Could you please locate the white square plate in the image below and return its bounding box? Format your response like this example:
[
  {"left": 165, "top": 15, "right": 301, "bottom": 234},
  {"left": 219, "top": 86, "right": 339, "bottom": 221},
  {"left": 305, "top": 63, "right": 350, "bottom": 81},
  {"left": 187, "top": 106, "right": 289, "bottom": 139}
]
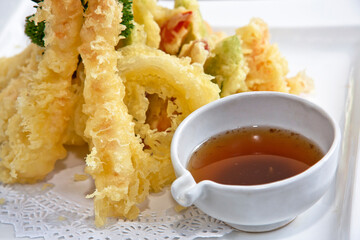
[{"left": 0, "top": 1, "right": 359, "bottom": 239}]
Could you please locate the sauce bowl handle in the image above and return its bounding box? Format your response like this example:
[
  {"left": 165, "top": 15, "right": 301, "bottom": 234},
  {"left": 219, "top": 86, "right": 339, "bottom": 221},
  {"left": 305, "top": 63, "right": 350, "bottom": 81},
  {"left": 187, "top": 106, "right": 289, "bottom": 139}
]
[{"left": 171, "top": 171, "right": 202, "bottom": 207}]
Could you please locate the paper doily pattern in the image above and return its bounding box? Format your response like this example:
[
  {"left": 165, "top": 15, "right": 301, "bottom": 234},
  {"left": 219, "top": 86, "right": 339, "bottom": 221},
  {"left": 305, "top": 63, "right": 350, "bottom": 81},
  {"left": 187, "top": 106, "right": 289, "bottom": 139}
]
[{"left": 0, "top": 182, "right": 233, "bottom": 239}]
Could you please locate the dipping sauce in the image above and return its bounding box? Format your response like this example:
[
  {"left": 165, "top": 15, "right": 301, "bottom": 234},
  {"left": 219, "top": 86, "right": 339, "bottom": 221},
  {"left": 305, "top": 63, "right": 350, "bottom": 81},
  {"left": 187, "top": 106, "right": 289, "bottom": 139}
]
[{"left": 188, "top": 126, "right": 324, "bottom": 185}]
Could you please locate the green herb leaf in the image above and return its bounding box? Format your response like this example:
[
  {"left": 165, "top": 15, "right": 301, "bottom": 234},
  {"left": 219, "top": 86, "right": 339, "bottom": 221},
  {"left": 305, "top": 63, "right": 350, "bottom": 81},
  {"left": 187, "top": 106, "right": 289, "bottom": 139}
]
[
  {"left": 118, "top": 0, "right": 134, "bottom": 38},
  {"left": 24, "top": 14, "right": 45, "bottom": 47}
]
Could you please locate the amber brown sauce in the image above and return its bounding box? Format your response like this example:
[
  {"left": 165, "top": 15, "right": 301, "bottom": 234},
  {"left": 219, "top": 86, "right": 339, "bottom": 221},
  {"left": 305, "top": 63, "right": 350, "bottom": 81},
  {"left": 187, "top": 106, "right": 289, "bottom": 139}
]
[{"left": 188, "top": 126, "right": 324, "bottom": 185}]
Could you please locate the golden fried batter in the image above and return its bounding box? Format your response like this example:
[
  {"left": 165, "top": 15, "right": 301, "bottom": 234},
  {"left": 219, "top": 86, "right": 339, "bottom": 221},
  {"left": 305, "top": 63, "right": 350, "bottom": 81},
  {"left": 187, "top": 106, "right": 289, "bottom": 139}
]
[
  {"left": 62, "top": 62, "right": 87, "bottom": 146},
  {"left": 0, "top": 0, "right": 83, "bottom": 183},
  {"left": 119, "top": 44, "right": 219, "bottom": 191},
  {"left": 236, "top": 18, "right": 312, "bottom": 94},
  {"left": 0, "top": 45, "right": 43, "bottom": 164},
  {"left": 0, "top": 0, "right": 314, "bottom": 227},
  {"left": 79, "top": 0, "right": 152, "bottom": 226},
  {"left": 0, "top": 46, "right": 37, "bottom": 91},
  {"left": 133, "top": 0, "right": 161, "bottom": 48}
]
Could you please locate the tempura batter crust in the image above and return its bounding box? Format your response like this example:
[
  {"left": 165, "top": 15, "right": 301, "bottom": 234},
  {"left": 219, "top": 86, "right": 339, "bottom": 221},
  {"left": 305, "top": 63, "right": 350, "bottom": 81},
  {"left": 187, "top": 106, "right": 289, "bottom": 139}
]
[
  {"left": 0, "top": 0, "right": 83, "bottom": 183},
  {"left": 79, "top": 0, "right": 152, "bottom": 226}
]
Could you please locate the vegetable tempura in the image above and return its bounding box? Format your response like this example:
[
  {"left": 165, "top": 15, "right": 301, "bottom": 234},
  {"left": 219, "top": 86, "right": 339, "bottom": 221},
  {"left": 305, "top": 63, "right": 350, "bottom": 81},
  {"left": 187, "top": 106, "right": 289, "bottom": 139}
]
[{"left": 0, "top": 0, "right": 312, "bottom": 226}]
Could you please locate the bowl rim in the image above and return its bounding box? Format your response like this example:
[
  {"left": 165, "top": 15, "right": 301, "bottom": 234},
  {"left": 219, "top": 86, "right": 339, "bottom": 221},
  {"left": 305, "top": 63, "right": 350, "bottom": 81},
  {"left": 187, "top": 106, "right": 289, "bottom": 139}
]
[{"left": 171, "top": 91, "right": 341, "bottom": 192}]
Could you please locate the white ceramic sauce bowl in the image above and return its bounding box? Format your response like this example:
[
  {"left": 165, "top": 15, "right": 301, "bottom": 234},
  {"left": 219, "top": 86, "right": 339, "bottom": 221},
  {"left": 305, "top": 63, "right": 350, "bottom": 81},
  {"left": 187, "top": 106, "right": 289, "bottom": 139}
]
[{"left": 170, "top": 92, "right": 341, "bottom": 232}]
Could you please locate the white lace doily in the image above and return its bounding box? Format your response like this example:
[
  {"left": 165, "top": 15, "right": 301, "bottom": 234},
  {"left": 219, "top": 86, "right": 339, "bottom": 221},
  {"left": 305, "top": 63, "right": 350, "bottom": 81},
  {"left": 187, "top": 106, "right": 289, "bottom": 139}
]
[{"left": 0, "top": 147, "right": 233, "bottom": 240}]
